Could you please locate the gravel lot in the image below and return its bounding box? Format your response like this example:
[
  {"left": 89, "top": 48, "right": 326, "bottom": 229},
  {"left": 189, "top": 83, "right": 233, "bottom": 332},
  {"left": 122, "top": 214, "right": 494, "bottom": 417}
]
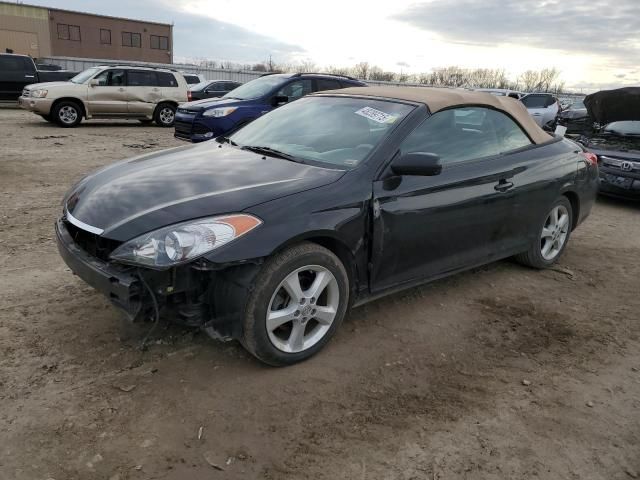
[{"left": 1, "top": 108, "right": 639, "bottom": 480}]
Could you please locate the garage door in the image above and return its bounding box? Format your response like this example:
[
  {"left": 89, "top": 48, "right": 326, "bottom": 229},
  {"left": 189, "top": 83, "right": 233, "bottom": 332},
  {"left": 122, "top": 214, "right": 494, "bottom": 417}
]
[{"left": 0, "top": 29, "right": 39, "bottom": 57}]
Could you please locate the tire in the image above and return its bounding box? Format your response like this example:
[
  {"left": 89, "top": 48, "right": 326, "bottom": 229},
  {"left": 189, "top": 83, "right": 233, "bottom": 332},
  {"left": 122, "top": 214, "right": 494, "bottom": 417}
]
[
  {"left": 154, "top": 103, "right": 176, "bottom": 127},
  {"left": 515, "top": 196, "right": 573, "bottom": 269},
  {"left": 40, "top": 114, "right": 53, "bottom": 123},
  {"left": 52, "top": 101, "right": 82, "bottom": 127},
  {"left": 242, "top": 242, "right": 349, "bottom": 366}
]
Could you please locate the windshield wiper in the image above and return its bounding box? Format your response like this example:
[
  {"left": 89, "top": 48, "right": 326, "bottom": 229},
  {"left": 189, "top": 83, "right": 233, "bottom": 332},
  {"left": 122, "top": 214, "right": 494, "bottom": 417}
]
[{"left": 241, "top": 145, "right": 304, "bottom": 163}]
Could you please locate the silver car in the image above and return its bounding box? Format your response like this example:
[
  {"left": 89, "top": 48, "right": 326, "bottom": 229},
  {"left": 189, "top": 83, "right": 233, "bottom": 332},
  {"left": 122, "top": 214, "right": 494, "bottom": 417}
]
[
  {"left": 521, "top": 93, "right": 560, "bottom": 129},
  {"left": 19, "top": 65, "right": 188, "bottom": 128}
]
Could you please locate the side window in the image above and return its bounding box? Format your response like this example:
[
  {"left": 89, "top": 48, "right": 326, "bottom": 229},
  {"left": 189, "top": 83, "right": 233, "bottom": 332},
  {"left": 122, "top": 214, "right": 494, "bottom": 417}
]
[
  {"left": 93, "top": 69, "right": 126, "bottom": 86},
  {"left": 0, "top": 56, "right": 24, "bottom": 71},
  {"left": 276, "top": 79, "right": 313, "bottom": 100},
  {"left": 127, "top": 70, "right": 158, "bottom": 87},
  {"left": 399, "top": 107, "right": 532, "bottom": 165},
  {"left": 208, "top": 82, "right": 225, "bottom": 92},
  {"left": 316, "top": 79, "right": 341, "bottom": 91},
  {"left": 157, "top": 72, "right": 178, "bottom": 87}
]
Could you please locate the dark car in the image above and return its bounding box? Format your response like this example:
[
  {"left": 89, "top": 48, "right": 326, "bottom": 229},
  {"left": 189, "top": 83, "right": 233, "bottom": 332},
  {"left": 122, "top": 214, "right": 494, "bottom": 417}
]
[
  {"left": 174, "top": 72, "right": 367, "bottom": 142},
  {"left": 0, "top": 53, "right": 75, "bottom": 101},
  {"left": 578, "top": 87, "right": 640, "bottom": 200},
  {"left": 56, "top": 87, "right": 598, "bottom": 366},
  {"left": 187, "top": 80, "right": 242, "bottom": 102},
  {"left": 558, "top": 99, "right": 589, "bottom": 134}
]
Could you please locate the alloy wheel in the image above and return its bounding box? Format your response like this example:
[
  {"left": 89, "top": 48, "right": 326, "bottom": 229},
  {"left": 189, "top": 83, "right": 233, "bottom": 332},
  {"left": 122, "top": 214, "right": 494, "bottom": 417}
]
[
  {"left": 266, "top": 265, "right": 339, "bottom": 353},
  {"left": 159, "top": 107, "right": 175, "bottom": 125},
  {"left": 540, "top": 205, "right": 569, "bottom": 260},
  {"left": 59, "top": 106, "right": 78, "bottom": 124}
]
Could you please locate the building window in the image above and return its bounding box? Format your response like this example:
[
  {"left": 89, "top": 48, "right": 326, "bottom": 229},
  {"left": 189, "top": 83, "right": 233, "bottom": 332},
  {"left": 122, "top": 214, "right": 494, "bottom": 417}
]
[
  {"left": 100, "top": 29, "right": 111, "bottom": 45},
  {"left": 122, "top": 31, "right": 141, "bottom": 48},
  {"left": 150, "top": 35, "right": 169, "bottom": 50},
  {"left": 57, "top": 24, "right": 81, "bottom": 41}
]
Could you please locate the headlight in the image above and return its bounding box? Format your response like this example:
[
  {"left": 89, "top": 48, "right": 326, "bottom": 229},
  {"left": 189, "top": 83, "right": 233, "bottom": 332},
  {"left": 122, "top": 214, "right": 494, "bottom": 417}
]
[
  {"left": 109, "top": 214, "right": 261, "bottom": 268},
  {"left": 31, "top": 89, "right": 48, "bottom": 98},
  {"left": 202, "top": 107, "right": 237, "bottom": 118}
]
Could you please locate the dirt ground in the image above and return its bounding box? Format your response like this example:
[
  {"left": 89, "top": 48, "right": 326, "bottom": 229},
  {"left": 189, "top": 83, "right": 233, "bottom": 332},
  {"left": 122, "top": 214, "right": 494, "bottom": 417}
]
[{"left": 0, "top": 108, "right": 639, "bottom": 480}]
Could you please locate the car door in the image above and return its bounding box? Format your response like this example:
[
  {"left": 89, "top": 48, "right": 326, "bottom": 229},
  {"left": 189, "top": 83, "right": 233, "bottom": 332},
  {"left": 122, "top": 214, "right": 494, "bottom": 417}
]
[
  {"left": 126, "top": 70, "right": 161, "bottom": 116},
  {"left": 370, "top": 106, "right": 534, "bottom": 292},
  {"left": 86, "top": 69, "right": 128, "bottom": 115},
  {"left": 0, "top": 56, "right": 35, "bottom": 100},
  {"left": 204, "top": 81, "right": 227, "bottom": 98}
]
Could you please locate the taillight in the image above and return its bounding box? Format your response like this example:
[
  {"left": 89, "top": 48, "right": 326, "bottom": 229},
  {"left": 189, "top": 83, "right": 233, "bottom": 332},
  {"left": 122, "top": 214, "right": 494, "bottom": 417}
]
[
  {"left": 582, "top": 152, "right": 598, "bottom": 166},
  {"left": 187, "top": 91, "right": 192, "bottom": 101}
]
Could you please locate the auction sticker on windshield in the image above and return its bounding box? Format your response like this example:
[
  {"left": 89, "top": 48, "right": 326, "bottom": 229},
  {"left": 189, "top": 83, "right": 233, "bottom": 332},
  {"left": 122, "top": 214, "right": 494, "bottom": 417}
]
[{"left": 355, "top": 106, "right": 398, "bottom": 124}]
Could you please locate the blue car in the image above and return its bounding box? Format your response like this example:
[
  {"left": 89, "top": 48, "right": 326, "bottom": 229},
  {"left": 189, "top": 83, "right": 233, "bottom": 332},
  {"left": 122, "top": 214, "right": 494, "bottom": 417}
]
[{"left": 174, "top": 73, "right": 367, "bottom": 142}]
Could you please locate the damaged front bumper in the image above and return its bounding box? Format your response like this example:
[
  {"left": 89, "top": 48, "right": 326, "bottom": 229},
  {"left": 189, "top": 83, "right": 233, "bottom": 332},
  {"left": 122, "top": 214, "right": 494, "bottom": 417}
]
[
  {"left": 56, "top": 219, "right": 144, "bottom": 319},
  {"left": 55, "top": 219, "right": 258, "bottom": 338}
]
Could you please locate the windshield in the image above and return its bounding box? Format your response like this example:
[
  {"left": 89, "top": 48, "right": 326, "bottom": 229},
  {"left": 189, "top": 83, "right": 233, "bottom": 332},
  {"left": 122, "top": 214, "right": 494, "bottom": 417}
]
[
  {"left": 190, "top": 81, "right": 211, "bottom": 91},
  {"left": 70, "top": 67, "right": 101, "bottom": 84},
  {"left": 570, "top": 100, "right": 585, "bottom": 109},
  {"left": 222, "top": 74, "right": 288, "bottom": 100},
  {"left": 603, "top": 121, "right": 640, "bottom": 136},
  {"left": 230, "top": 96, "right": 414, "bottom": 168}
]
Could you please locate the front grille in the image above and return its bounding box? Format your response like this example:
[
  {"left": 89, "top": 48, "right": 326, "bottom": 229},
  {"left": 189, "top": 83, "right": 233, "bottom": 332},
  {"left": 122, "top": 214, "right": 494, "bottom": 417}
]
[
  {"left": 174, "top": 119, "right": 193, "bottom": 138},
  {"left": 64, "top": 220, "right": 122, "bottom": 262},
  {"left": 193, "top": 123, "right": 212, "bottom": 135},
  {"left": 600, "top": 156, "right": 640, "bottom": 172}
]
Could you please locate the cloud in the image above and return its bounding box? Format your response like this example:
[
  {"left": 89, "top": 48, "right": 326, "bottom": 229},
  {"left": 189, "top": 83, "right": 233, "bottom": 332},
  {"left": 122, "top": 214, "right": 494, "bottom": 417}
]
[
  {"left": 395, "top": 0, "right": 640, "bottom": 67},
  {"left": 26, "top": 0, "right": 304, "bottom": 63}
]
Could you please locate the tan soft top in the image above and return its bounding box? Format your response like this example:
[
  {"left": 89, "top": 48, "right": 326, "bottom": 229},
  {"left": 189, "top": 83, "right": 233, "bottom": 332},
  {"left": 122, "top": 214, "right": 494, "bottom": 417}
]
[{"left": 320, "top": 86, "right": 552, "bottom": 144}]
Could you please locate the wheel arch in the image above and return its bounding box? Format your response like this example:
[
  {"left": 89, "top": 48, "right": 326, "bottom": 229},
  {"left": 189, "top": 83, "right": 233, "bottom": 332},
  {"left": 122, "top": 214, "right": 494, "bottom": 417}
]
[
  {"left": 561, "top": 190, "right": 580, "bottom": 231},
  {"left": 51, "top": 97, "right": 87, "bottom": 118}
]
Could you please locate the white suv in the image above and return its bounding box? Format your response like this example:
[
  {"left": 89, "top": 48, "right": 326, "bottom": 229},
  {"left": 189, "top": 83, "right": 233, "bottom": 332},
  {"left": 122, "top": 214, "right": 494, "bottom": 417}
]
[{"left": 19, "top": 65, "right": 188, "bottom": 127}]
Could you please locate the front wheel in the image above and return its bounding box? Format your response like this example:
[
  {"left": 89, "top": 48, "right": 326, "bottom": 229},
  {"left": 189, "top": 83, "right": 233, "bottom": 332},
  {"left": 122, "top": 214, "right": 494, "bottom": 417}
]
[
  {"left": 515, "top": 196, "right": 573, "bottom": 268},
  {"left": 242, "top": 243, "right": 349, "bottom": 366},
  {"left": 154, "top": 103, "right": 176, "bottom": 127},
  {"left": 53, "top": 101, "right": 82, "bottom": 127}
]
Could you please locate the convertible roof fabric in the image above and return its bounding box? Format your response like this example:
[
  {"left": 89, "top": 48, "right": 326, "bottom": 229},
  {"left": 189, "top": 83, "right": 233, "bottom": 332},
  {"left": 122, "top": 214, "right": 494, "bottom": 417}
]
[
  {"left": 320, "top": 86, "right": 553, "bottom": 144},
  {"left": 584, "top": 87, "right": 640, "bottom": 125}
]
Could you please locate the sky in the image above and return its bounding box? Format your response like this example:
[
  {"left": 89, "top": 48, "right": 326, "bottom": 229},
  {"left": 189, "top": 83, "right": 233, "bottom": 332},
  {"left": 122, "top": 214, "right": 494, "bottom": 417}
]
[{"left": 24, "top": 0, "right": 640, "bottom": 90}]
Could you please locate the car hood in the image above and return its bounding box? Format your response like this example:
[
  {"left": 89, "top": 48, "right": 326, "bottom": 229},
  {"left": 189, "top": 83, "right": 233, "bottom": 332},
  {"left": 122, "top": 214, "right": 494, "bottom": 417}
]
[
  {"left": 584, "top": 87, "right": 640, "bottom": 124},
  {"left": 560, "top": 108, "right": 588, "bottom": 119},
  {"left": 180, "top": 97, "right": 246, "bottom": 111},
  {"left": 25, "top": 81, "right": 74, "bottom": 90},
  {"left": 65, "top": 143, "right": 345, "bottom": 241}
]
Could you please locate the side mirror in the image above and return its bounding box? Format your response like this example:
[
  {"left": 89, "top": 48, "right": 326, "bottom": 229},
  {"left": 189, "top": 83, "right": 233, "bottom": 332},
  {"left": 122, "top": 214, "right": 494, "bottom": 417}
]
[
  {"left": 391, "top": 152, "right": 442, "bottom": 176},
  {"left": 89, "top": 79, "right": 99, "bottom": 87},
  {"left": 272, "top": 95, "right": 289, "bottom": 107}
]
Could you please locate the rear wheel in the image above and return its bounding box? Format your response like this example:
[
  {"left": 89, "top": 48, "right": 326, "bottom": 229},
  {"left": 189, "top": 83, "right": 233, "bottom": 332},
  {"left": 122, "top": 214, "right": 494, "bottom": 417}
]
[
  {"left": 154, "top": 103, "right": 176, "bottom": 127},
  {"left": 515, "top": 196, "right": 573, "bottom": 268},
  {"left": 53, "top": 101, "right": 82, "bottom": 127},
  {"left": 242, "top": 243, "right": 349, "bottom": 366}
]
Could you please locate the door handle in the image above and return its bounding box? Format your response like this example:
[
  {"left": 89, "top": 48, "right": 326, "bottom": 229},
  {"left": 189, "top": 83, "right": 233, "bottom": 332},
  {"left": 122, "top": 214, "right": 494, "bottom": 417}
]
[
  {"left": 152, "top": 88, "right": 159, "bottom": 92},
  {"left": 494, "top": 180, "right": 514, "bottom": 192},
  {"left": 118, "top": 87, "right": 125, "bottom": 92},
  {"left": 25, "top": 75, "right": 35, "bottom": 78}
]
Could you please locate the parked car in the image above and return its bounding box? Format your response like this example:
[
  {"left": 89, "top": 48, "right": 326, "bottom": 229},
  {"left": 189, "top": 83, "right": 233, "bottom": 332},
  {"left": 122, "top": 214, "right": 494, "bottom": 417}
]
[
  {"left": 56, "top": 86, "right": 598, "bottom": 365},
  {"left": 476, "top": 88, "right": 524, "bottom": 99},
  {"left": 0, "top": 53, "right": 76, "bottom": 101},
  {"left": 188, "top": 80, "right": 243, "bottom": 101},
  {"left": 557, "top": 99, "right": 589, "bottom": 134},
  {"left": 578, "top": 87, "right": 640, "bottom": 200},
  {"left": 36, "top": 63, "right": 63, "bottom": 71},
  {"left": 174, "top": 72, "right": 367, "bottom": 142},
  {"left": 182, "top": 73, "right": 205, "bottom": 85},
  {"left": 520, "top": 93, "right": 560, "bottom": 130},
  {"left": 19, "top": 65, "right": 188, "bottom": 127}
]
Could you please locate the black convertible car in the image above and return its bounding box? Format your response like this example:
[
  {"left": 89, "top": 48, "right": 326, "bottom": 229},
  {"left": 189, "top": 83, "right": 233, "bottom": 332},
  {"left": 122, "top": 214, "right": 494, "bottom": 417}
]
[{"left": 56, "top": 87, "right": 598, "bottom": 365}]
